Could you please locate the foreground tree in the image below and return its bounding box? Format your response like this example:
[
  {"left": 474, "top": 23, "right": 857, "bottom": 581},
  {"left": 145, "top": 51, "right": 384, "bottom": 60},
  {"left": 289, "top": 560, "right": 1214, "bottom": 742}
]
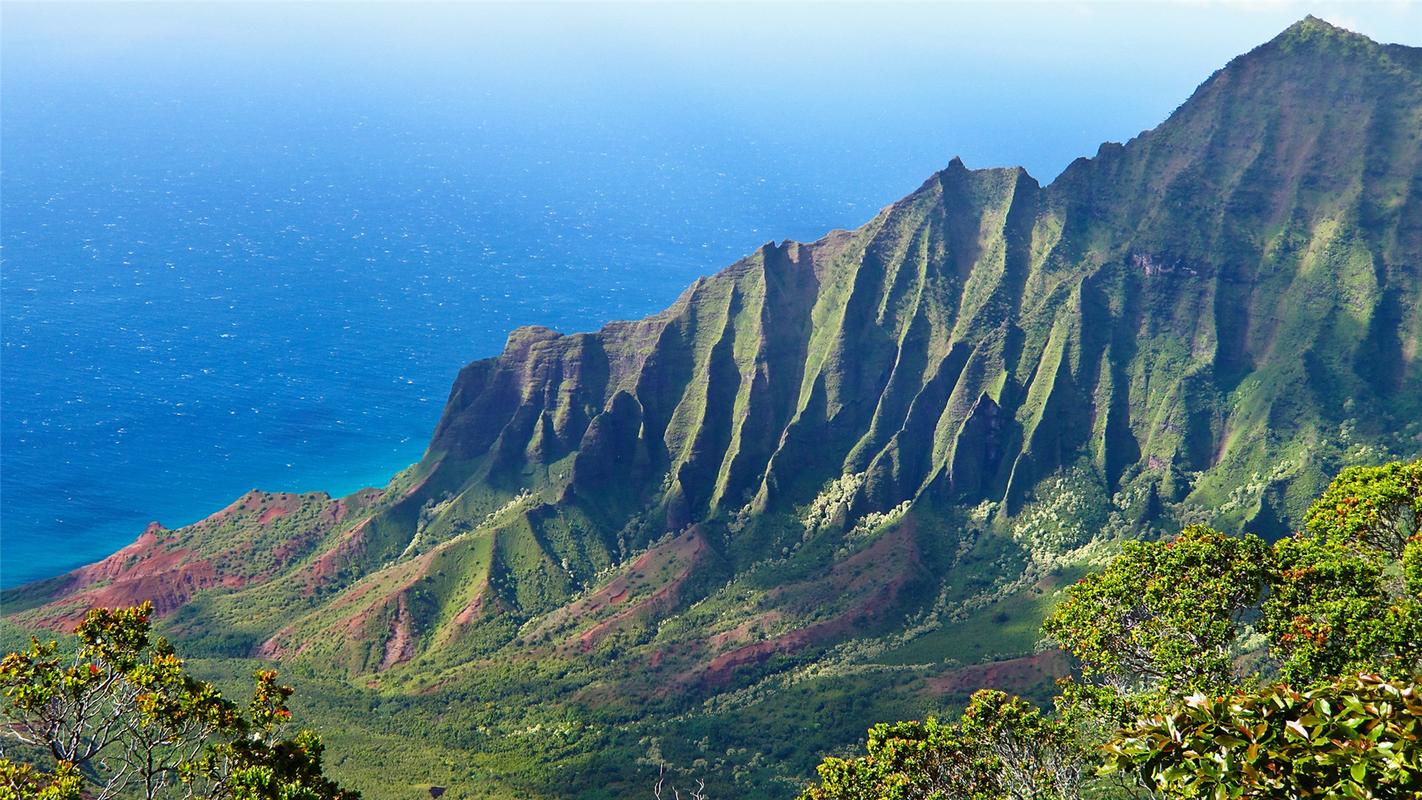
[
  {"left": 1041, "top": 524, "right": 1270, "bottom": 744},
  {"left": 1078, "top": 461, "right": 1422, "bottom": 797},
  {"left": 0, "top": 759, "right": 81, "bottom": 800},
  {"left": 1262, "top": 534, "right": 1422, "bottom": 683},
  {"left": 1262, "top": 461, "right": 1422, "bottom": 683},
  {"left": 0, "top": 603, "right": 357, "bottom": 800},
  {"left": 1304, "top": 460, "right": 1420, "bottom": 559},
  {"left": 799, "top": 689, "right": 1085, "bottom": 800}
]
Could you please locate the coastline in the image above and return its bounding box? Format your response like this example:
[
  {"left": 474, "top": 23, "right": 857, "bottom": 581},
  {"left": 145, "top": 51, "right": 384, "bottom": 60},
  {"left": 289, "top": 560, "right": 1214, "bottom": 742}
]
[{"left": 0, "top": 440, "right": 425, "bottom": 590}]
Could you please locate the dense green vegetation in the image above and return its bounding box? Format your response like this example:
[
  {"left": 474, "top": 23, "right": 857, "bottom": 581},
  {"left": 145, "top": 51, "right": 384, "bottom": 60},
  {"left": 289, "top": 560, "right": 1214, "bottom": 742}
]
[
  {"left": 1104, "top": 673, "right": 1421, "bottom": 799},
  {"left": 3, "top": 16, "right": 1421, "bottom": 799},
  {"left": 801, "top": 460, "right": 1422, "bottom": 799},
  {"left": 8, "top": 464, "right": 1415, "bottom": 799}
]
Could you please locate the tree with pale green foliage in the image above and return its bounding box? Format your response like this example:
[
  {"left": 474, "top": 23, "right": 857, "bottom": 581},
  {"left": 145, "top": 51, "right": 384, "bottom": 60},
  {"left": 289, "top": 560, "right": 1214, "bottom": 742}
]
[
  {"left": 1041, "top": 526, "right": 1268, "bottom": 697},
  {"left": 799, "top": 689, "right": 1085, "bottom": 800},
  {"left": 0, "top": 602, "right": 357, "bottom": 800},
  {"left": 1304, "top": 460, "right": 1420, "bottom": 559}
]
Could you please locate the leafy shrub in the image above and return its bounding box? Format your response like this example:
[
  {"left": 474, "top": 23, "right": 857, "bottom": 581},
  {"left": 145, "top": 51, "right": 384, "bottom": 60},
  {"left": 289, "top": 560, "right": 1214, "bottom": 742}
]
[
  {"left": 1103, "top": 672, "right": 1422, "bottom": 799},
  {"left": 1305, "top": 461, "right": 1420, "bottom": 558},
  {"left": 804, "top": 460, "right": 1422, "bottom": 800}
]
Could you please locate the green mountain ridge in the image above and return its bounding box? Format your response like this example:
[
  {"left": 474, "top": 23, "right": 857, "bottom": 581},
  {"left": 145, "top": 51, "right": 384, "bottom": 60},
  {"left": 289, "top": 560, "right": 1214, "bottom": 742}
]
[{"left": 5, "top": 16, "right": 1422, "bottom": 799}]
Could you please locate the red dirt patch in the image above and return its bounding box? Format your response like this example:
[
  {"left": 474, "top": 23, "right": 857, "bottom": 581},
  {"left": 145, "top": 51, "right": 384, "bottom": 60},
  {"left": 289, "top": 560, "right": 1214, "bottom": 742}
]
[
  {"left": 452, "top": 590, "right": 489, "bottom": 627},
  {"left": 685, "top": 522, "right": 926, "bottom": 689},
  {"left": 572, "top": 530, "right": 709, "bottom": 653},
  {"left": 521, "top": 528, "right": 709, "bottom": 652},
  {"left": 258, "top": 505, "right": 291, "bottom": 524},
  {"left": 302, "top": 519, "right": 372, "bottom": 595},
  {"left": 705, "top": 612, "right": 785, "bottom": 650},
  {"left": 15, "top": 530, "right": 236, "bottom": 630},
  {"left": 299, "top": 472, "right": 435, "bottom": 596},
  {"left": 924, "top": 649, "right": 1071, "bottom": 696},
  {"left": 9, "top": 490, "right": 360, "bottom": 631},
  {"left": 254, "top": 627, "right": 297, "bottom": 660},
  {"left": 379, "top": 595, "right": 419, "bottom": 670}
]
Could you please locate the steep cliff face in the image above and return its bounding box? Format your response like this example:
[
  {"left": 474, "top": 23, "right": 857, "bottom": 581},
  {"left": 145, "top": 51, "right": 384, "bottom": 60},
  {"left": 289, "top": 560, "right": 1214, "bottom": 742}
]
[
  {"left": 429, "top": 162, "right": 1044, "bottom": 520},
  {"left": 5, "top": 19, "right": 1421, "bottom": 795},
  {"left": 409, "top": 17, "right": 1421, "bottom": 558}
]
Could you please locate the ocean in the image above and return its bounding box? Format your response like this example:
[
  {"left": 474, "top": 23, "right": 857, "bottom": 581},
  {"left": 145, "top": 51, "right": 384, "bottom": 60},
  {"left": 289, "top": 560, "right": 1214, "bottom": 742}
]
[
  {"left": 0, "top": 83, "right": 975, "bottom": 586},
  {"left": 3, "top": 2, "right": 1368, "bottom": 588}
]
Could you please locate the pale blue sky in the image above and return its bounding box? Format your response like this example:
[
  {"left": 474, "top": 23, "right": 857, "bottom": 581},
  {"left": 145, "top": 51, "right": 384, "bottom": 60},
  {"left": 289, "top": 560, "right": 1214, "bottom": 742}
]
[{"left": 6, "top": 2, "right": 1421, "bottom": 182}]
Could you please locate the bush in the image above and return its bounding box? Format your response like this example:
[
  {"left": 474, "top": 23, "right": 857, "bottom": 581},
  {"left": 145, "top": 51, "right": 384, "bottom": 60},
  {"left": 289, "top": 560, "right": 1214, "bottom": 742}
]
[{"left": 1103, "top": 672, "right": 1422, "bottom": 799}]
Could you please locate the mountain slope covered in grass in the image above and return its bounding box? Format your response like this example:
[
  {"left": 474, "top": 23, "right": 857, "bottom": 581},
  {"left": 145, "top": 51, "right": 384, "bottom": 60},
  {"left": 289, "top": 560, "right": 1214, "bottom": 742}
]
[{"left": 4, "top": 17, "right": 1421, "bottom": 799}]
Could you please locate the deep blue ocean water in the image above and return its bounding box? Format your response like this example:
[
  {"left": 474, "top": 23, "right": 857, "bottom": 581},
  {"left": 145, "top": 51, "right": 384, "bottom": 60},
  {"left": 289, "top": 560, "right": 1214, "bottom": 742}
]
[
  {"left": 1, "top": 82, "right": 967, "bottom": 587},
  {"left": 6, "top": 3, "right": 1413, "bottom": 588}
]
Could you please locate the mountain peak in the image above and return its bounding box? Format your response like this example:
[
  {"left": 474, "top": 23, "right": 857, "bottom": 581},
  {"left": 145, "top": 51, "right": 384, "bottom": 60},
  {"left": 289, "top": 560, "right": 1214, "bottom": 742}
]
[
  {"left": 1287, "top": 14, "right": 1346, "bottom": 34},
  {"left": 1268, "top": 14, "right": 1375, "bottom": 53}
]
